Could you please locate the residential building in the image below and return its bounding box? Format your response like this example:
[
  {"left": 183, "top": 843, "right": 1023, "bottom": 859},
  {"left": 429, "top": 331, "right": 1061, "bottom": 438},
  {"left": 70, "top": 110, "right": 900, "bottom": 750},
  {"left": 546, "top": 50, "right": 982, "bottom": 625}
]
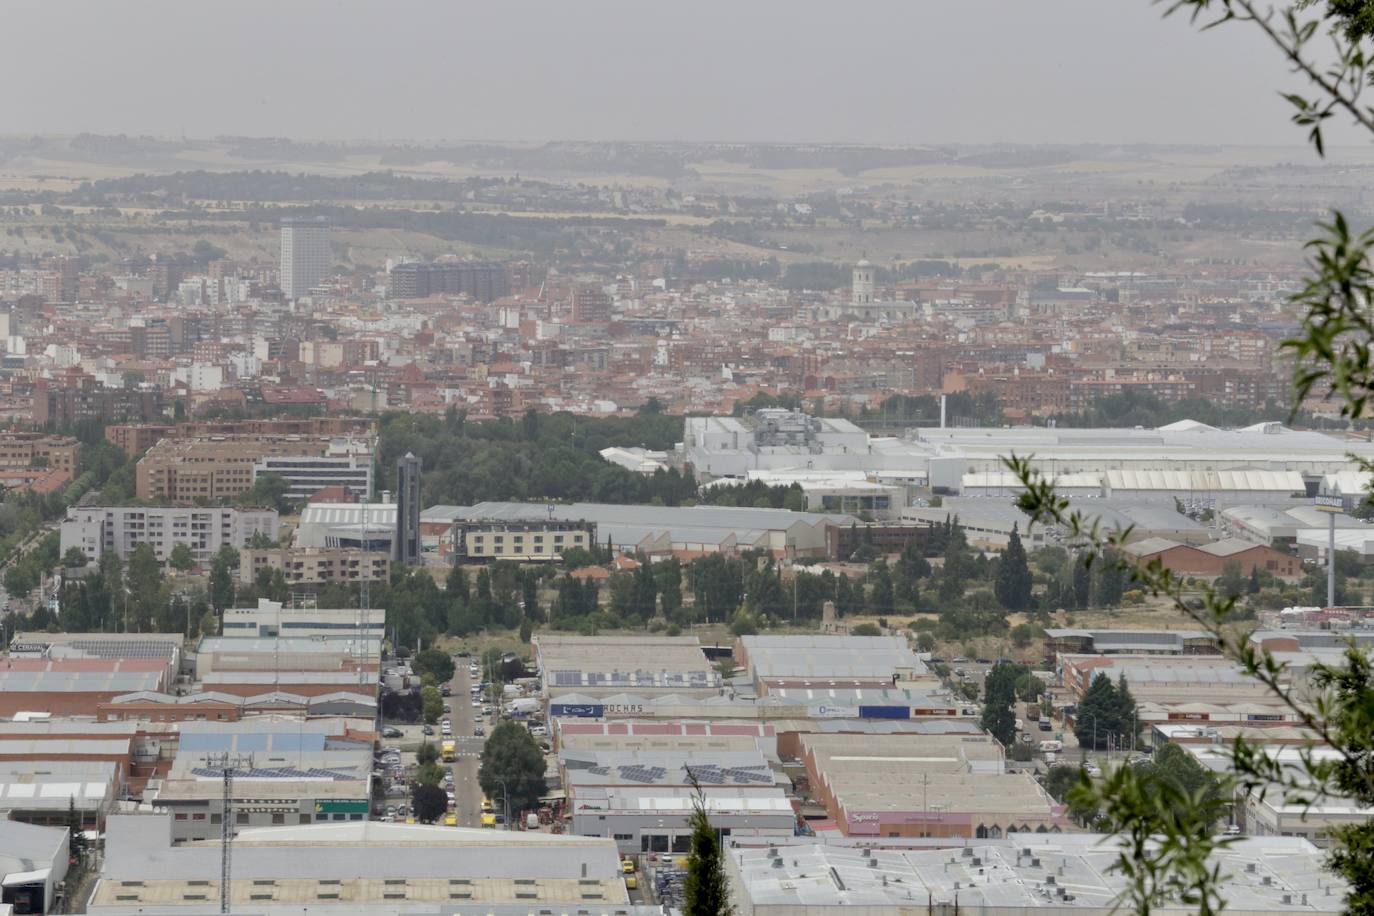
[
  {"left": 448, "top": 518, "right": 598, "bottom": 562},
  {"left": 388, "top": 260, "right": 510, "bottom": 302},
  {"left": 0, "top": 431, "right": 79, "bottom": 474},
  {"left": 239, "top": 547, "right": 389, "bottom": 587},
  {"left": 279, "top": 217, "right": 331, "bottom": 300},
  {"left": 60, "top": 505, "right": 278, "bottom": 567},
  {"left": 136, "top": 435, "right": 373, "bottom": 503}
]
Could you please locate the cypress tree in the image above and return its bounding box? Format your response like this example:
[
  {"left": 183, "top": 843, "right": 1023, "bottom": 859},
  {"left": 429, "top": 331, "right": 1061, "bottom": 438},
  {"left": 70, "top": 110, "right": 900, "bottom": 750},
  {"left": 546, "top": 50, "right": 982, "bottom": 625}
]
[
  {"left": 684, "top": 777, "right": 735, "bottom": 916},
  {"left": 994, "top": 522, "right": 1033, "bottom": 611}
]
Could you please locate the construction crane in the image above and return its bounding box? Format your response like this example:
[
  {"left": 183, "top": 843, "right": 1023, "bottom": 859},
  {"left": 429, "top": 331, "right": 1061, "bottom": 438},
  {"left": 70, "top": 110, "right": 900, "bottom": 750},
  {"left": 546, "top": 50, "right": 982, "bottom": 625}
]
[{"left": 203, "top": 753, "right": 253, "bottom": 914}]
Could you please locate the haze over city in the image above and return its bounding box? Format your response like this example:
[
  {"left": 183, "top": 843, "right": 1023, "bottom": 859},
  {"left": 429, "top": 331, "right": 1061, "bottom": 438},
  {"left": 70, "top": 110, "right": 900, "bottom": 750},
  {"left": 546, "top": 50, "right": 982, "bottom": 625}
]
[
  {"left": 2, "top": 0, "right": 1356, "bottom": 146},
  {"left": 4, "top": 2, "right": 1374, "bottom": 915}
]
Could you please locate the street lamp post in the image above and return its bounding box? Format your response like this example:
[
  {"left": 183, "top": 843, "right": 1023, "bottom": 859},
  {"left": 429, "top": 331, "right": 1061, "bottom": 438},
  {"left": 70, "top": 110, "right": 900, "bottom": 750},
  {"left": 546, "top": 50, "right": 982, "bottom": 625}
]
[
  {"left": 1080, "top": 711, "right": 1098, "bottom": 764},
  {"left": 494, "top": 775, "right": 511, "bottom": 830}
]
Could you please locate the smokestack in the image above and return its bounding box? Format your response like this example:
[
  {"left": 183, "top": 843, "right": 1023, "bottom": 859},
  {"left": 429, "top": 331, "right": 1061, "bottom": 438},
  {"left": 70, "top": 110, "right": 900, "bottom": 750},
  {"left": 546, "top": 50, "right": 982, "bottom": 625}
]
[{"left": 940, "top": 394, "right": 947, "bottom": 429}]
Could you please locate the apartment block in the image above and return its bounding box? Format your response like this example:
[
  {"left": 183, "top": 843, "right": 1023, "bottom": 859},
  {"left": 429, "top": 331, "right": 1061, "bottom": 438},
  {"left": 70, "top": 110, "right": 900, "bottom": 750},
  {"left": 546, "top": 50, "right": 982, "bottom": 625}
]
[
  {"left": 60, "top": 505, "right": 279, "bottom": 567},
  {"left": 450, "top": 518, "right": 597, "bottom": 562},
  {"left": 136, "top": 435, "right": 373, "bottom": 504},
  {"left": 0, "top": 431, "right": 80, "bottom": 474},
  {"left": 239, "top": 547, "right": 389, "bottom": 587}
]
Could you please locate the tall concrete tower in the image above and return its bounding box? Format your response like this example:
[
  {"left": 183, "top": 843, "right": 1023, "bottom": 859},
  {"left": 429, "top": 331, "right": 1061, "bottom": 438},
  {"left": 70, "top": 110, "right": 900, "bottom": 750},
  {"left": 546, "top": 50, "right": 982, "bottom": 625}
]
[
  {"left": 279, "top": 217, "right": 331, "bottom": 300},
  {"left": 393, "top": 452, "right": 422, "bottom": 566},
  {"left": 852, "top": 257, "right": 874, "bottom": 306}
]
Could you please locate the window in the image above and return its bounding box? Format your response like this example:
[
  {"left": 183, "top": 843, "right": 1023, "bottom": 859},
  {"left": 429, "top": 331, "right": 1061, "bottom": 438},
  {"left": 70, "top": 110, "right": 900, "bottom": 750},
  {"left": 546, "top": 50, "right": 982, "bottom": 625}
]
[
  {"left": 613, "top": 833, "right": 633, "bottom": 842},
  {"left": 671, "top": 835, "right": 691, "bottom": 853},
  {"left": 299, "top": 813, "right": 311, "bottom": 824},
  {"left": 192, "top": 813, "right": 206, "bottom": 821},
  {"left": 271, "top": 813, "right": 285, "bottom": 825},
  {"left": 174, "top": 813, "right": 188, "bottom": 821},
  {"left": 211, "top": 814, "right": 221, "bottom": 825},
  {"left": 237, "top": 813, "right": 249, "bottom": 825}
]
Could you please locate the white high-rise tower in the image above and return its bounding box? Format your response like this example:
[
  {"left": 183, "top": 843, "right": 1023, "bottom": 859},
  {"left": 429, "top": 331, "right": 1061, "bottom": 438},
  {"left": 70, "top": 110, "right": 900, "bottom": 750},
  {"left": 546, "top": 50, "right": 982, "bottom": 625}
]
[
  {"left": 279, "top": 218, "right": 331, "bottom": 300},
  {"left": 852, "top": 257, "right": 874, "bottom": 305}
]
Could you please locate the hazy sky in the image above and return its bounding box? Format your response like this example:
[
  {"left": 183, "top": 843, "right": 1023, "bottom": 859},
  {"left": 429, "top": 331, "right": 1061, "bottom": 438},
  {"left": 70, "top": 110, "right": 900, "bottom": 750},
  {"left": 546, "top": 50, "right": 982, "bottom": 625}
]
[{"left": 0, "top": 0, "right": 1350, "bottom": 147}]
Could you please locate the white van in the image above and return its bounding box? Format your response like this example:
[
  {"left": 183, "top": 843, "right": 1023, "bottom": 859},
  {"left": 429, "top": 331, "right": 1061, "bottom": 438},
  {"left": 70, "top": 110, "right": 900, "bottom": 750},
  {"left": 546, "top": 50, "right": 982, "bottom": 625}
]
[{"left": 1038, "top": 740, "right": 1063, "bottom": 753}]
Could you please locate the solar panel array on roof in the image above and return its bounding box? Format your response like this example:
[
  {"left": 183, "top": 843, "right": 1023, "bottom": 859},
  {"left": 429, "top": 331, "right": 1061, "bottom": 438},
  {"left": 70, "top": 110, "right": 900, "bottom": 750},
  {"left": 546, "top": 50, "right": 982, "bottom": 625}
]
[
  {"left": 685, "top": 764, "right": 771, "bottom": 786},
  {"left": 618, "top": 765, "right": 667, "bottom": 784}
]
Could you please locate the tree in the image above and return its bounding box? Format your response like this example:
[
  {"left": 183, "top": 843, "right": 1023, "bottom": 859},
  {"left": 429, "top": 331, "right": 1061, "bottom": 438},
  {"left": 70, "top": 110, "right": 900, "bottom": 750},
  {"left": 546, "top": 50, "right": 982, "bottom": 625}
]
[
  {"left": 411, "top": 783, "right": 447, "bottom": 824},
  {"left": 1071, "top": 553, "right": 1092, "bottom": 609},
  {"left": 168, "top": 543, "right": 195, "bottom": 573},
  {"left": 1015, "top": 672, "right": 1046, "bottom": 703},
  {"left": 1075, "top": 673, "right": 1117, "bottom": 751},
  {"left": 683, "top": 777, "right": 734, "bottom": 916},
  {"left": 915, "top": 631, "right": 937, "bottom": 653},
  {"left": 238, "top": 472, "right": 292, "bottom": 513},
  {"left": 1112, "top": 674, "right": 1138, "bottom": 749},
  {"left": 478, "top": 721, "right": 547, "bottom": 817},
  {"left": 416, "top": 741, "right": 439, "bottom": 766},
  {"left": 62, "top": 547, "right": 88, "bottom": 569},
  {"left": 867, "top": 559, "right": 895, "bottom": 616},
  {"left": 412, "top": 647, "right": 456, "bottom": 685},
  {"left": 208, "top": 546, "right": 237, "bottom": 612},
  {"left": 66, "top": 796, "right": 87, "bottom": 870},
  {"left": 850, "top": 622, "right": 881, "bottom": 636},
  {"left": 994, "top": 522, "right": 1033, "bottom": 611},
  {"left": 421, "top": 685, "right": 443, "bottom": 725},
  {"left": 1094, "top": 549, "right": 1126, "bottom": 607},
  {"left": 1010, "top": 622, "right": 1036, "bottom": 649},
  {"left": 980, "top": 662, "right": 1023, "bottom": 748}
]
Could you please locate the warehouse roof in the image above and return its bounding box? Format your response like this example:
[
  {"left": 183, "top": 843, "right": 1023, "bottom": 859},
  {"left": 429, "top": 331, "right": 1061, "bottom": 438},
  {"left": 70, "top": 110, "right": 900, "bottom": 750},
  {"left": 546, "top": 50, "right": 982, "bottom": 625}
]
[
  {"left": 0, "top": 819, "right": 67, "bottom": 883},
  {"left": 534, "top": 634, "right": 717, "bottom": 687},
  {"left": 741, "top": 635, "right": 927, "bottom": 680},
  {"left": 561, "top": 748, "right": 776, "bottom": 788},
  {"left": 197, "top": 636, "right": 383, "bottom": 656},
  {"left": 92, "top": 815, "right": 641, "bottom": 912},
  {"left": 732, "top": 835, "right": 1345, "bottom": 911},
  {"left": 1105, "top": 468, "right": 1307, "bottom": 492},
  {"left": 0, "top": 760, "right": 117, "bottom": 811},
  {"left": 424, "top": 500, "right": 848, "bottom": 532},
  {"left": 574, "top": 784, "right": 792, "bottom": 815}
]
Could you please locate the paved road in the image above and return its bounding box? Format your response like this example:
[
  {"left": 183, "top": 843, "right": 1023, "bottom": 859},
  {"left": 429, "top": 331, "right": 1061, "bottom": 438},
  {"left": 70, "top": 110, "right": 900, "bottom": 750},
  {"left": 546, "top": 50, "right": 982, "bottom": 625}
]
[{"left": 449, "top": 658, "right": 487, "bottom": 827}]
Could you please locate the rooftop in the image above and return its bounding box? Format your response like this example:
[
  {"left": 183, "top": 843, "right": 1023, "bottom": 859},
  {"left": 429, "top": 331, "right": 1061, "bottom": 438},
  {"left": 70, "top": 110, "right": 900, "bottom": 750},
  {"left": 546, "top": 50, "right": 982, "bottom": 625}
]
[
  {"left": 91, "top": 815, "right": 636, "bottom": 912},
  {"left": 731, "top": 835, "right": 1346, "bottom": 911}
]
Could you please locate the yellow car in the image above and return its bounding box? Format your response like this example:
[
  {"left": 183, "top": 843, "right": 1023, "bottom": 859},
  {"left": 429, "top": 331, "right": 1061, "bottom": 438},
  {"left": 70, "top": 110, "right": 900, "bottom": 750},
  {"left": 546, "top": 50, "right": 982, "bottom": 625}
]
[
  {"left": 621, "top": 858, "right": 635, "bottom": 875},
  {"left": 624, "top": 874, "right": 638, "bottom": 890},
  {"left": 480, "top": 813, "right": 497, "bottom": 829},
  {"left": 444, "top": 813, "right": 458, "bottom": 827}
]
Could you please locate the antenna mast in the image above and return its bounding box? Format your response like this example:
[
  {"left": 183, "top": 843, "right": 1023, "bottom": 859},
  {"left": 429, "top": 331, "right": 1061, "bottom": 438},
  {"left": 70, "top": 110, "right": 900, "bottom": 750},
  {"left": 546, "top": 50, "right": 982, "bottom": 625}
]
[{"left": 204, "top": 752, "right": 253, "bottom": 914}]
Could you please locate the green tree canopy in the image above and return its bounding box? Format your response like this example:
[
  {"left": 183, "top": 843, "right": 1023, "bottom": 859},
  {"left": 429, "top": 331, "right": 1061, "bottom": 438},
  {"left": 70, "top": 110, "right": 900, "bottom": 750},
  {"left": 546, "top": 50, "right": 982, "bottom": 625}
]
[{"left": 478, "top": 721, "right": 548, "bottom": 818}]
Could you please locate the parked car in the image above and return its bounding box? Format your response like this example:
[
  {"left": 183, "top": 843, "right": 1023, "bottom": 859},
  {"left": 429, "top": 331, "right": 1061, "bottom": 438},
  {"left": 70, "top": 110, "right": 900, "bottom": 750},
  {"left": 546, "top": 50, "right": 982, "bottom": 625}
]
[
  {"left": 421, "top": 725, "right": 434, "bottom": 736},
  {"left": 474, "top": 726, "right": 485, "bottom": 737},
  {"left": 381, "top": 726, "right": 403, "bottom": 738}
]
